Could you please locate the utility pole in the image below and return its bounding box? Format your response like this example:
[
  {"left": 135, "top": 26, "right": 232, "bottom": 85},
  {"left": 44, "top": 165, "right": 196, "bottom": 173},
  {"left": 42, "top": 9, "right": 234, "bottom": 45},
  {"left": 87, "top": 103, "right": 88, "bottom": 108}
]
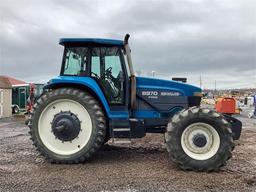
[
  {"left": 199, "top": 74, "right": 202, "bottom": 88},
  {"left": 214, "top": 80, "right": 217, "bottom": 96}
]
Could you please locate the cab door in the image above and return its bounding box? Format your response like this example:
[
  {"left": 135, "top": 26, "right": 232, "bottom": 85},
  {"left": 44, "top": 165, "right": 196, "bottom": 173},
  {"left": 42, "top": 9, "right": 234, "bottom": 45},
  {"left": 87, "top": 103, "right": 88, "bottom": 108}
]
[
  {"left": 90, "top": 47, "right": 131, "bottom": 138},
  {"left": 90, "top": 47, "right": 129, "bottom": 109}
]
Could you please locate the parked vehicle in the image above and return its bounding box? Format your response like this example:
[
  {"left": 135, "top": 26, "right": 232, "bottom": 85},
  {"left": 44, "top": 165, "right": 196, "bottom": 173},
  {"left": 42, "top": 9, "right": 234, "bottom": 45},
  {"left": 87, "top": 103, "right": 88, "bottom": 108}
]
[{"left": 28, "top": 34, "right": 242, "bottom": 171}]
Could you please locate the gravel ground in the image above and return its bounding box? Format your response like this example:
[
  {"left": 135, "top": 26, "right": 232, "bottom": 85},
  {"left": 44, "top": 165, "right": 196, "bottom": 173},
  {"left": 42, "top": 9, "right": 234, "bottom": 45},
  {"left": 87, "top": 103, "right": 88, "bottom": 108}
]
[{"left": 0, "top": 111, "right": 256, "bottom": 192}]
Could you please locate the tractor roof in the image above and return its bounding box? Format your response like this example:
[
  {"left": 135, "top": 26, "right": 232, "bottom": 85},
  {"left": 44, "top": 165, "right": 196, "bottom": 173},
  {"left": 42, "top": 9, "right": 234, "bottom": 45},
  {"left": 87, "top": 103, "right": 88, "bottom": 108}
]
[{"left": 59, "top": 38, "right": 124, "bottom": 46}]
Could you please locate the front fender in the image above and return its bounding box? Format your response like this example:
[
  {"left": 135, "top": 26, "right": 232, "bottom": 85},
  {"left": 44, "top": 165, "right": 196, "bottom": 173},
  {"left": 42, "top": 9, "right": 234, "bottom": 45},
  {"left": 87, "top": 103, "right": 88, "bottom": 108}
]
[{"left": 223, "top": 114, "right": 242, "bottom": 140}]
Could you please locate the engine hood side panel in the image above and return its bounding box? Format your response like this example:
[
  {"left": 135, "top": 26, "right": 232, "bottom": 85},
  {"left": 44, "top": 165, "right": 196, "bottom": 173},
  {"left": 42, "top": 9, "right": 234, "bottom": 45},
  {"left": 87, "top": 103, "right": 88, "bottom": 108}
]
[
  {"left": 136, "top": 77, "right": 201, "bottom": 97},
  {"left": 135, "top": 77, "right": 201, "bottom": 118}
]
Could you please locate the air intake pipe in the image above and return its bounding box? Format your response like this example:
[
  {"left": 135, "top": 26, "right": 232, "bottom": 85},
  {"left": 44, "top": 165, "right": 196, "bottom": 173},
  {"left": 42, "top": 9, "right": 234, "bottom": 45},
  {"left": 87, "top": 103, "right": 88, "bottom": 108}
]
[{"left": 124, "top": 34, "right": 136, "bottom": 110}]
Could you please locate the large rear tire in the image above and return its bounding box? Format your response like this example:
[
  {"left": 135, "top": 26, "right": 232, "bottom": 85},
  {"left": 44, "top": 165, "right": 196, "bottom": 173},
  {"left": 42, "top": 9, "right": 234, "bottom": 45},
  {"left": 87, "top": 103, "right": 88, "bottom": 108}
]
[
  {"left": 165, "top": 107, "right": 234, "bottom": 171},
  {"left": 28, "top": 88, "right": 107, "bottom": 163}
]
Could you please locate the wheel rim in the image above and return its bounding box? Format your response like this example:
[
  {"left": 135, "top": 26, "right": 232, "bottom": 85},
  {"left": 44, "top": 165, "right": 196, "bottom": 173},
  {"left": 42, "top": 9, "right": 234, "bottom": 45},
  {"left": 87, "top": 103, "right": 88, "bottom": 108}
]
[
  {"left": 181, "top": 122, "right": 220, "bottom": 160},
  {"left": 38, "top": 99, "right": 92, "bottom": 156}
]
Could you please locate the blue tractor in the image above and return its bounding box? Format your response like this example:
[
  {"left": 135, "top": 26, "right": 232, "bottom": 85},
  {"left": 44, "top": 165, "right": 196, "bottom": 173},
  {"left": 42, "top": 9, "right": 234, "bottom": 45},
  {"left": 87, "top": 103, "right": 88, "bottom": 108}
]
[{"left": 29, "top": 34, "right": 241, "bottom": 171}]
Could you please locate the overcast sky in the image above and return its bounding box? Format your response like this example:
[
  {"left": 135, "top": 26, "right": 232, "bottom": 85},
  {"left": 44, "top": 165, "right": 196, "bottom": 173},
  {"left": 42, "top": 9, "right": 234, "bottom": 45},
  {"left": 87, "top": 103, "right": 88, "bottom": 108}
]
[{"left": 0, "top": 0, "right": 255, "bottom": 89}]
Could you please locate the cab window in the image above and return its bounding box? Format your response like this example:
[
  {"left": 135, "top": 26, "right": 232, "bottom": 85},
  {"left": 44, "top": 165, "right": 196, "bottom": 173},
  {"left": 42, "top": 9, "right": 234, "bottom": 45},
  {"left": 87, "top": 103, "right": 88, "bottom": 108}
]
[{"left": 62, "top": 47, "right": 88, "bottom": 76}]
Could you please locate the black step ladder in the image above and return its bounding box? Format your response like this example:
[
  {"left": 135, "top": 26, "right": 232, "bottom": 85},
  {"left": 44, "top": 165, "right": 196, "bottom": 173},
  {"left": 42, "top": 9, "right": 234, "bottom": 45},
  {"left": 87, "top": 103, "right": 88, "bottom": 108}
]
[{"left": 110, "top": 119, "right": 132, "bottom": 144}]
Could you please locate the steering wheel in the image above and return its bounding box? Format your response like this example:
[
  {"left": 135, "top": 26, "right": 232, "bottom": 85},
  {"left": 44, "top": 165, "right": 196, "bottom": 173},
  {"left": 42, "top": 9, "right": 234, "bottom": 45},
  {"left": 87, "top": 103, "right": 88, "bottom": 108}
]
[
  {"left": 104, "top": 67, "right": 113, "bottom": 78},
  {"left": 106, "top": 67, "right": 112, "bottom": 73}
]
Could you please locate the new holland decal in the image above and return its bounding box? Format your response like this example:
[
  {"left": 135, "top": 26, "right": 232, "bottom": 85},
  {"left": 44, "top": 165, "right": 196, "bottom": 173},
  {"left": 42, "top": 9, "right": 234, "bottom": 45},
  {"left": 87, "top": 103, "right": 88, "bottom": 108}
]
[{"left": 141, "top": 90, "right": 180, "bottom": 99}]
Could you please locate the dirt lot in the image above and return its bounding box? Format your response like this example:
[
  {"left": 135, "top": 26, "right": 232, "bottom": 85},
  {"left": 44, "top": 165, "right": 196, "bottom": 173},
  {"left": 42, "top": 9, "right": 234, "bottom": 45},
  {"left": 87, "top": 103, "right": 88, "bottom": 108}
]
[{"left": 0, "top": 112, "right": 256, "bottom": 192}]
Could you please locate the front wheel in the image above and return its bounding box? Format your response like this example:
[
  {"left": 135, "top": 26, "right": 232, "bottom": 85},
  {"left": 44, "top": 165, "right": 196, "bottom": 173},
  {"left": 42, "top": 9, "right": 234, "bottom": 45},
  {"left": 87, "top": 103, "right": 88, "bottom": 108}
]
[
  {"left": 29, "top": 88, "right": 107, "bottom": 163},
  {"left": 165, "top": 107, "right": 234, "bottom": 171}
]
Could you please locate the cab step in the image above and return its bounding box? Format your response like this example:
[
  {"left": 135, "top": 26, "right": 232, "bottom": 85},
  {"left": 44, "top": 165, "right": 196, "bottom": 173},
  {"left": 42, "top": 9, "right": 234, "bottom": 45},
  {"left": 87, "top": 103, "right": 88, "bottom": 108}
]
[
  {"left": 113, "top": 128, "right": 131, "bottom": 132},
  {"left": 112, "top": 127, "right": 132, "bottom": 144},
  {"left": 112, "top": 138, "right": 132, "bottom": 144},
  {"left": 110, "top": 119, "right": 134, "bottom": 144}
]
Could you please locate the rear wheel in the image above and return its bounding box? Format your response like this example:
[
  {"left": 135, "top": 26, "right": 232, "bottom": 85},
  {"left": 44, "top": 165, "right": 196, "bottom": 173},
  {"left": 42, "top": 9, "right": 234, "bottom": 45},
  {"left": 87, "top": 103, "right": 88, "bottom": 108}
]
[
  {"left": 165, "top": 107, "right": 234, "bottom": 171},
  {"left": 29, "top": 88, "right": 107, "bottom": 163}
]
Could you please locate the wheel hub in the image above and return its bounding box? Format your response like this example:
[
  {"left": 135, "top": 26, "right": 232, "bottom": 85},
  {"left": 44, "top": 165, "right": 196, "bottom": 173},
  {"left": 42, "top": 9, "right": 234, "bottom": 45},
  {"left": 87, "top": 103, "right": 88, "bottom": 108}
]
[
  {"left": 192, "top": 134, "right": 207, "bottom": 148},
  {"left": 51, "top": 111, "right": 81, "bottom": 142},
  {"left": 181, "top": 122, "right": 220, "bottom": 160}
]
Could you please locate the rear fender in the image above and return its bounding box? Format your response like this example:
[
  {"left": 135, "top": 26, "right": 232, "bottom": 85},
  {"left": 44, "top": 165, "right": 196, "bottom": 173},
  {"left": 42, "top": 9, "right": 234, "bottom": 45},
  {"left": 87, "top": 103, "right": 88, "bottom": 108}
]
[{"left": 44, "top": 77, "right": 111, "bottom": 118}]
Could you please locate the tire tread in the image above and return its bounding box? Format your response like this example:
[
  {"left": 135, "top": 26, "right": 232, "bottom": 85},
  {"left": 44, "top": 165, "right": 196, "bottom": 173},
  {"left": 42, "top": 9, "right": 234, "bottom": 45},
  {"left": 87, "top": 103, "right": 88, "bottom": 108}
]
[{"left": 165, "top": 107, "right": 234, "bottom": 172}]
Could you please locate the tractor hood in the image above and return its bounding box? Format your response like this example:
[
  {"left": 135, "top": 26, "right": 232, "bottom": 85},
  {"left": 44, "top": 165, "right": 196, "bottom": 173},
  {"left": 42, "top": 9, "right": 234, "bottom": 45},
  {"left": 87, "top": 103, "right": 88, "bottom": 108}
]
[{"left": 136, "top": 77, "right": 201, "bottom": 97}]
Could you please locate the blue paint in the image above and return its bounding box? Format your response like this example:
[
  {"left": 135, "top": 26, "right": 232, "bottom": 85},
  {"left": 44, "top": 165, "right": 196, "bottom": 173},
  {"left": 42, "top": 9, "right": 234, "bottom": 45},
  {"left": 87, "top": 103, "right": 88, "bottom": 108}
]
[
  {"left": 136, "top": 77, "right": 201, "bottom": 96},
  {"left": 48, "top": 76, "right": 111, "bottom": 117},
  {"left": 48, "top": 76, "right": 129, "bottom": 119},
  {"left": 132, "top": 77, "right": 201, "bottom": 119},
  {"left": 134, "top": 111, "right": 161, "bottom": 118},
  {"left": 59, "top": 38, "right": 124, "bottom": 46},
  {"left": 109, "top": 111, "right": 129, "bottom": 119},
  {"left": 46, "top": 75, "right": 201, "bottom": 120},
  {"left": 134, "top": 106, "right": 184, "bottom": 119}
]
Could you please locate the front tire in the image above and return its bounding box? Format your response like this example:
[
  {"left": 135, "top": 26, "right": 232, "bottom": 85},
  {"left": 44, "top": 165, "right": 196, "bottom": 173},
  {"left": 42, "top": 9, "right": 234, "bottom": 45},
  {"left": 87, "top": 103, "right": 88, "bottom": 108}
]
[
  {"left": 28, "top": 88, "right": 107, "bottom": 163},
  {"left": 165, "top": 107, "right": 234, "bottom": 171}
]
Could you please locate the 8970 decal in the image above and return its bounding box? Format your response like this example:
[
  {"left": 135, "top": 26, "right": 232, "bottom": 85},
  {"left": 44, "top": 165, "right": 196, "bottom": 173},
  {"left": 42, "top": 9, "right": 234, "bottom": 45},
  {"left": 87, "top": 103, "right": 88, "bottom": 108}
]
[{"left": 141, "top": 90, "right": 181, "bottom": 99}]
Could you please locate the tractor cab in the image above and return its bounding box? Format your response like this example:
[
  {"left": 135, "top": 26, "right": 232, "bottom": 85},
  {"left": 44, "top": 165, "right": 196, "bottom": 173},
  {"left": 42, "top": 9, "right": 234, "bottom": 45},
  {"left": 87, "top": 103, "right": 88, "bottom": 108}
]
[{"left": 59, "top": 38, "right": 128, "bottom": 106}]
